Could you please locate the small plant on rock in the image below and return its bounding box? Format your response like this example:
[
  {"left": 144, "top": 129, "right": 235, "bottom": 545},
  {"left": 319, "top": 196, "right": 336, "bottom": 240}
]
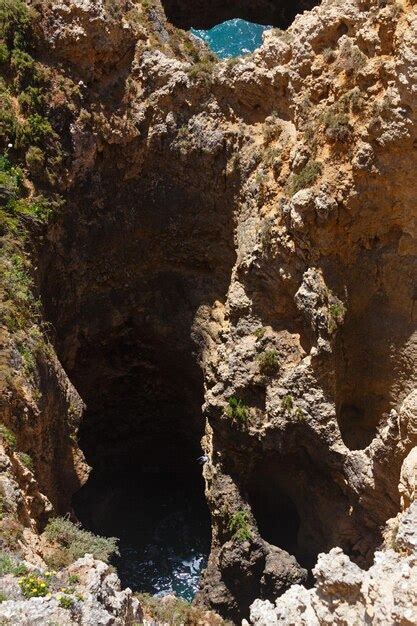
[
  {"left": 289, "top": 160, "right": 322, "bottom": 196},
  {"left": 0, "top": 552, "right": 27, "bottom": 576},
  {"left": 228, "top": 510, "right": 252, "bottom": 542},
  {"left": 17, "top": 452, "right": 33, "bottom": 471},
  {"left": 25, "top": 145, "right": 44, "bottom": 175},
  {"left": 262, "top": 146, "right": 281, "bottom": 169},
  {"left": 253, "top": 326, "right": 266, "bottom": 340},
  {"left": 294, "top": 407, "right": 306, "bottom": 422},
  {"left": 0, "top": 424, "right": 17, "bottom": 450},
  {"left": 226, "top": 396, "right": 249, "bottom": 424},
  {"left": 258, "top": 349, "right": 279, "bottom": 375},
  {"left": 136, "top": 592, "right": 219, "bottom": 625},
  {"left": 281, "top": 394, "right": 294, "bottom": 413},
  {"left": 19, "top": 574, "right": 49, "bottom": 598},
  {"left": 68, "top": 574, "right": 79, "bottom": 585},
  {"left": 263, "top": 116, "right": 281, "bottom": 144},
  {"left": 322, "top": 110, "right": 352, "bottom": 144},
  {"left": 58, "top": 594, "right": 74, "bottom": 609},
  {"left": 187, "top": 59, "right": 215, "bottom": 84},
  {"left": 328, "top": 301, "right": 346, "bottom": 333},
  {"left": 44, "top": 517, "right": 119, "bottom": 569}
]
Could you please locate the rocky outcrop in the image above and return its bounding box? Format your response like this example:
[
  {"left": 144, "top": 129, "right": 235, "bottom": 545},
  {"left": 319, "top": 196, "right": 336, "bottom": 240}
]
[
  {"left": 0, "top": 554, "right": 142, "bottom": 625},
  {"left": 249, "top": 495, "right": 417, "bottom": 624}
]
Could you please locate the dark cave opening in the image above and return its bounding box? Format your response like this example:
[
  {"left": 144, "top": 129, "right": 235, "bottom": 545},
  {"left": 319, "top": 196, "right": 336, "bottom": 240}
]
[
  {"left": 244, "top": 448, "right": 347, "bottom": 574},
  {"left": 160, "top": 0, "right": 319, "bottom": 30},
  {"left": 71, "top": 337, "right": 212, "bottom": 600},
  {"left": 249, "top": 487, "right": 300, "bottom": 559},
  {"left": 37, "top": 159, "right": 238, "bottom": 600}
]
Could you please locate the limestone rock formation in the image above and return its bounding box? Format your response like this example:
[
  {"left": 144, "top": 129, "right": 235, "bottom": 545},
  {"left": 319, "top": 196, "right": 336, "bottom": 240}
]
[
  {"left": 0, "top": 554, "right": 142, "bottom": 625},
  {"left": 249, "top": 497, "right": 417, "bottom": 625},
  {"left": 0, "top": 0, "right": 416, "bottom": 623}
]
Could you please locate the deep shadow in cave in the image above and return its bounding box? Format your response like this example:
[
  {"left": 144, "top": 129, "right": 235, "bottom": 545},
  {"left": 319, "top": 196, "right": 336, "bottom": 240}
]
[
  {"left": 244, "top": 448, "right": 349, "bottom": 574},
  {"left": 68, "top": 274, "right": 214, "bottom": 599},
  {"left": 160, "top": 0, "right": 319, "bottom": 29},
  {"left": 39, "top": 151, "right": 237, "bottom": 599},
  {"left": 249, "top": 485, "right": 301, "bottom": 560},
  {"left": 70, "top": 314, "right": 213, "bottom": 599},
  {"left": 74, "top": 422, "right": 211, "bottom": 599}
]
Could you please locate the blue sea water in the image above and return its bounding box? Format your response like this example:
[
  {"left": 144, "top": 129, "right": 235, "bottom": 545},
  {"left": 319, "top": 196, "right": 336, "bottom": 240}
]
[
  {"left": 191, "top": 18, "right": 272, "bottom": 59},
  {"left": 74, "top": 469, "right": 211, "bottom": 602}
]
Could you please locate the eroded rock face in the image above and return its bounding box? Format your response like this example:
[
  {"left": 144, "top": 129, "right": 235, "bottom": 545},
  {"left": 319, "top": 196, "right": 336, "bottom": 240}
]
[
  {"left": 249, "top": 496, "right": 417, "bottom": 625},
  {"left": 0, "top": 0, "right": 416, "bottom": 622},
  {"left": 0, "top": 555, "right": 142, "bottom": 625}
]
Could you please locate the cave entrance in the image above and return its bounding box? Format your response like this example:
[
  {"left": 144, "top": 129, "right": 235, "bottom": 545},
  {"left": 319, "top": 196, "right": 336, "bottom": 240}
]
[
  {"left": 62, "top": 271, "right": 216, "bottom": 600},
  {"left": 72, "top": 345, "right": 211, "bottom": 600},
  {"left": 245, "top": 448, "right": 346, "bottom": 573},
  {"left": 249, "top": 485, "right": 300, "bottom": 559},
  {"left": 39, "top": 131, "right": 236, "bottom": 602},
  {"left": 160, "top": 0, "right": 319, "bottom": 31}
]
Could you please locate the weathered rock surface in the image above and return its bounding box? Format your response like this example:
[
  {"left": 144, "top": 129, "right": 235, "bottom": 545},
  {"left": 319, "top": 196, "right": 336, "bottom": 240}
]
[
  {"left": 0, "top": 0, "right": 416, "bottom": 623},
  {"left": 0, "top": 555, "right": 142, "bottom": 625},
  {"left": 249, "top": 498, "right": 417, "bottom": 625}
]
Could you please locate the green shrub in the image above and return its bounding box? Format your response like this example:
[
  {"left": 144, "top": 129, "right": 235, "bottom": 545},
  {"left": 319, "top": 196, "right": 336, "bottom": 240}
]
[
  {"left": 44, "top": 517, "right": 119, "bottom": 568},
  {"left": 10, "top": 48, "right": 36, "bottom": 88},
  {"left": 182, "top": 36, "right": 200, "bottom": 62},
  {"left": 258, "top": 349, "right": 279, "bottom": 374},
  {"left": 187, "top": 60, "right": 215, "bottom": 83},
  {"left": 322, "top": 110, "right": 352, "bottom": 143},
  {"left": 17, "top": 452, "right": 33, "bottom": 471},
  {"left": 0, "top": 591, "right": 7, "bottom": 602},
  {"left": 58, "top": 594, "right": 74, "bottom": 609},
  {"left": 0, "top": 517, "right": 23, "bottom": 549},
  {"left": 0, "top": 170, "right": 19, "bottom": 199},
  {"left": 0, "top": 424, "right": 17, "bottom": 450},
  {"left": 0, "top": 0, "right": 31, "bottom": 49},
  {"left": 17, "top": 343, "right": 36, "bottom": 376},
  {"left": 25, "top": 145, "right": 44, "bottom": 175},
  {"left": 281, "top": 394, "right": 294, "bottom": 413},
  {"left": 19, "top": 574, "right": 49, "bottom": 598},
  {"left": 0, "top": 155, "right": 23, "bottom": 198},
  {"left": 0, "top": 86, "right": 17, "bottom": 145},
  {"left": 329, "top": 302, "right": 346, "bottom": 319},
  {"left": 16, "top": 114, "right": 54, "bottom": 148},
  {"left": 68, "top": 573, "right": 80, "bottom": 585},
  {"left": 6, "top": 194, "right": 55, "bottom": 223},
  {"left": 262, "top": 146, "right": 280, "bottom": 169},
  {"left": 228, "top": 510, "right": 252, "bottom": 542},
  {"left": 0, "top": 551, "right": 27, "bottom": 576},
  {"left": 263, "top": 117, "right": 281, "bottom": 144},
  {"left": 328, "top": 301, "right": 346, "bottom": 333},
  {"left": 2, "top": 252, "right": 33, "bottom": 305},
  {"left": 339, "top": 41, "right": 367, "bottom": 76},
  {"left": 289, "top": 161, "right": 322, "bottom": 196},
  {"left": 226, "top": 396, "right": 249, "bottom": 424},
  {"left": 18, "top": 87, "right": 45, "bottom": 114},
  {"left": 136, "top": 593, "right": 218, "bottom": 626},
  {"left": 0, "top": 42, "right": 9, "bottom": 63},
  {"left": 253, "top": 327, "right": 266, "bottom": 340}
]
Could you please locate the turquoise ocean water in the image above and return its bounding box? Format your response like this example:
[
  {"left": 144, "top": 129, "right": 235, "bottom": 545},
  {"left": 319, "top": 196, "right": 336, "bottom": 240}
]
[{"left": 191, "top": 18, "right": 271, "bottom": 59}]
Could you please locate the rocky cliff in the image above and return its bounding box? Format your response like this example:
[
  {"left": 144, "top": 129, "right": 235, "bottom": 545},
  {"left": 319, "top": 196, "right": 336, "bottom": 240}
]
[{"left": 0, "top": 0, "right": 416, "bottom": 623}]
